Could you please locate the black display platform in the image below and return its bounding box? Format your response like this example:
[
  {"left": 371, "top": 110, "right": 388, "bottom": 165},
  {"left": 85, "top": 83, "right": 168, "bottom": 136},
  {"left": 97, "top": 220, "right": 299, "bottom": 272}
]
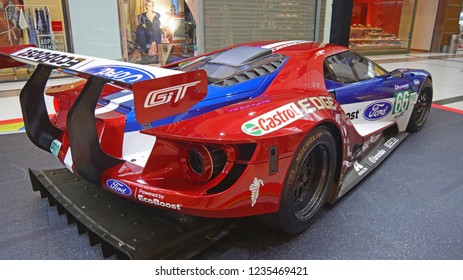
[
  {"left": 0, "top": 107, "right": 462, "bottom": 259},
  {"left": 29, "top": 168, "right": 235, "bottom": 259}
]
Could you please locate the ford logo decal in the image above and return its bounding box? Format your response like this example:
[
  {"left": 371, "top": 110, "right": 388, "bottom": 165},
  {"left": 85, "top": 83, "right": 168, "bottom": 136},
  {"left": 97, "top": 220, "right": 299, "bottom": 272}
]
[
  {"left": 106, "top": 179, "right": 132, "bottom": 196},
  {"left": 363, "top": 101, "right": 392, "bottom": 121},
  {"left": 84, "top": 65, "right": 155, "bottom": 83}
]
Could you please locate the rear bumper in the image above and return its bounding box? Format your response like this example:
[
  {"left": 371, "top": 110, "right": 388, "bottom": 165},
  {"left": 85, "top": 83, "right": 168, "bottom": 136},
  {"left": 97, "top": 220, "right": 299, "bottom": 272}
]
[{"left": 99, "top": 157, "right": 292, "bottom": 218}]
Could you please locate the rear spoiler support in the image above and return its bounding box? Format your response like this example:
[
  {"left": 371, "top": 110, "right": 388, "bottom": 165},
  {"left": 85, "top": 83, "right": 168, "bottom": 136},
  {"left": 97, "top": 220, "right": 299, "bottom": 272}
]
[
  {"left": 67, "top": 76, "right": 124, "bottom": 184},
  {"left": 20, "top": 64, "right": 62, "bottom": 151},
  {"left": 20, "top": 64, "right": 123, "bottom": 184}
]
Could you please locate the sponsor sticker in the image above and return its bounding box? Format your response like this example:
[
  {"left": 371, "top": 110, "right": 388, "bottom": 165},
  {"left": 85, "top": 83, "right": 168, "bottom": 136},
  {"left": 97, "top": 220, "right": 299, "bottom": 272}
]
[
  {"left": 249, "top": 177, "right": 264, "bottom": 207},
  {"left": 363, "top": 101, "right": 392, "bottom": 121},
  {"left": 362, "top": 133, "right": 381, "bottom": 152},
  {"left": 226, "top": 99, "right": 271, "bottom": 113},
  {"left": 384, "top": 137, "right": 399, "bottom": 149},
  {"left": 49, "top": 139, "right": 62, "bottom": 157},
  {"left": 298, "top": 96, "right": 335, "bottom": 114},
  {"left": 368, "top": 149, "right": 386, "bottom": 164},
  {"left": 394, "top": 84, "right": 410, "bottom": 91},
  {"left": 354, "top": 161, "right": 368, "bottom": 176},
  {"left": 106, "top": 179, "right": 132, "bottom": 196},
  {"left": 84, "top": 65, "right": 155, "bottom": 83},
  {"left": 346, "top": 109, "right": 360, "bottom": 120},
  {"left": 136, "top": 189, "right": 181, "bottom": 210},
  {"left": 242, "top": 103, "right": 303, "bottom": 136},
  {"left": 14, "top": 48, "right": 86, "bottom": 68}
]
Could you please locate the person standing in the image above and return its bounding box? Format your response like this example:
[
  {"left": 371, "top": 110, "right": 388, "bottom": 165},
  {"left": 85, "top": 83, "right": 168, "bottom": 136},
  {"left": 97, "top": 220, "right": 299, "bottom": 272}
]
[{"left": 136, "top": 0, "right": 162, "bottom": 57}]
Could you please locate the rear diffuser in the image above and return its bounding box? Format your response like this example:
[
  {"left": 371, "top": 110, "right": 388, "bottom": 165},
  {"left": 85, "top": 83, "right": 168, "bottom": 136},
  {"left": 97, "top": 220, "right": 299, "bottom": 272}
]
[{"left": 29, "top": 168, "right": 236, "bottom": 259}]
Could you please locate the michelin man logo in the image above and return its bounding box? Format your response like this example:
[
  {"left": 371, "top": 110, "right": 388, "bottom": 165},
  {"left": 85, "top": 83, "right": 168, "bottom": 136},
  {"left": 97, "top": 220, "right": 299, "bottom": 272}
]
[{"left": 249, "top": 177, "right": 264, "bottom": 207}]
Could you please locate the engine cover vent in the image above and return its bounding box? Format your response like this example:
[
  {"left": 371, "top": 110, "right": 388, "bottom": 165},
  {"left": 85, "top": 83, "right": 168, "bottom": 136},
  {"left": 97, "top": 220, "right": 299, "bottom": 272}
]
[{"left": 213, "top": 56, "right": 286, "bottom": 87}]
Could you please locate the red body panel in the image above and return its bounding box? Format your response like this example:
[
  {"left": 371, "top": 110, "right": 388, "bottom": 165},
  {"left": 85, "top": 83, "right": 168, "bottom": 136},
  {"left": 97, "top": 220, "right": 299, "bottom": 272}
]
[{"left": 89, "top": 42, "right": 362, "bottom": 217}]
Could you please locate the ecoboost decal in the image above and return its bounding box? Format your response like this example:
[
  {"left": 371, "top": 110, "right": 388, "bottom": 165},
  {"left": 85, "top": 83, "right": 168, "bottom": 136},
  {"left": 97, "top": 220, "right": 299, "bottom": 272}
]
[
  {"left": 242, "top": 103, "right": 303, "bottom": 136},
  {"left": 136, "top": 189, "right": 181, "bottom": 210},
  {"left": 14, "top": 48, "right": 87, "bottom": 68}
]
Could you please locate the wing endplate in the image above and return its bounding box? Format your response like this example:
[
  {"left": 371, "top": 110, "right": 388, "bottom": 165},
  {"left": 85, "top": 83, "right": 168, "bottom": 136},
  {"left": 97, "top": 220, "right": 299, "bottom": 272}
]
[{"left": 133, "top": 70, "right": 208, "bottom": 124}]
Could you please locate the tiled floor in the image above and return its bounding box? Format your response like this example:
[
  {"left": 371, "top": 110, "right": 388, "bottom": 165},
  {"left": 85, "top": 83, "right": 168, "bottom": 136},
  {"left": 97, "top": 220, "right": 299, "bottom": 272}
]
[
  {"left": 1, "top": 49, "right": 462, "bottom": 133},
  {"left": 369, "top": 50, "right": 463, "bottom": 109}
]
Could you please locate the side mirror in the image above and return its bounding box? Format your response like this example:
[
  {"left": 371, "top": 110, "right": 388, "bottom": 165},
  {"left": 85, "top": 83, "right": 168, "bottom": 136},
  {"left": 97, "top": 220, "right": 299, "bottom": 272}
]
[{"left": 390, "top": 69, "right": 404, "bottom": 79}]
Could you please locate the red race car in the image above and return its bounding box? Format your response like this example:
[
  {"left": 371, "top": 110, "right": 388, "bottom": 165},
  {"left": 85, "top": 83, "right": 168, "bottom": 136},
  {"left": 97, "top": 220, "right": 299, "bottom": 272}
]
[{"left": 0, "top": 41, "right": 432, "bottom": 234}]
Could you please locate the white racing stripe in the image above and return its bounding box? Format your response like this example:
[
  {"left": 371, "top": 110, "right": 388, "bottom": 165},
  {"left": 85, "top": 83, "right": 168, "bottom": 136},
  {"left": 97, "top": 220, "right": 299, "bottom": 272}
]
[
  {"left": 262, "top": 40, "right": 309, "bottom": 51},
  {"left": 60, "top": 131, "right": 155, "bottom": 171},
  {"left": 95, "top": 93, "right": 134, "bottom": 115},
  {"left": 122, "top": 131, "right": 156, "bottom": 167},
  {"left": 64, "top": 148, "right": 74, "bottom": 172}
]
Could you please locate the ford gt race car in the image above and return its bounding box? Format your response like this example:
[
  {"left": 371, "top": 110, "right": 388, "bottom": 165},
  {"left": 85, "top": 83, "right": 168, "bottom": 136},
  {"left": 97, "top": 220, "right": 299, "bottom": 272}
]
[{"left": 0, "top": 41, "right": 432, "bottom": 234}]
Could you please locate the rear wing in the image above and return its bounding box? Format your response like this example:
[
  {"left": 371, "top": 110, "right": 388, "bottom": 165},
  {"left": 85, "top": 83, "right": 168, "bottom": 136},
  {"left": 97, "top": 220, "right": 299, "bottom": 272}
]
[
  {"left": 0, "top": 46, "right": 208, "bottom": 123},
  {"left": 0, "top": 45, "right": 180, "bottom": 82},
  {"left": 0, "top": 46, "right": 207, "bottom": 184}
]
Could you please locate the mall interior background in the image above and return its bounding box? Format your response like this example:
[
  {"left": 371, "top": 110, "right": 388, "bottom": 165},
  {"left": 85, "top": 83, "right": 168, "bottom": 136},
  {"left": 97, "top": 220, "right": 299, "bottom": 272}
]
[{"left": 1, "top": 0, "right": 462, "bottom": 82}]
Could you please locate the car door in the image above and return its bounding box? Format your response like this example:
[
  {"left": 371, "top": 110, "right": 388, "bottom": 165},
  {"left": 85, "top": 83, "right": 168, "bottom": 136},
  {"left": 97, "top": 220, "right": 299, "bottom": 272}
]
[{"left": 324, "top": 51, "right": 413, "bottom": 134}]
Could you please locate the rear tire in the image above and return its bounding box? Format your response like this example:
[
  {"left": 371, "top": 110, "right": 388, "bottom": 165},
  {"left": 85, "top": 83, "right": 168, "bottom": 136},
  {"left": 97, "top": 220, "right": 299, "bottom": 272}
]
[
  {"left": 406, "top": 79, "right": 432, "bottom": 132},
  {"left": 271, "top": 127, "right": 337, "bottom": 235}
]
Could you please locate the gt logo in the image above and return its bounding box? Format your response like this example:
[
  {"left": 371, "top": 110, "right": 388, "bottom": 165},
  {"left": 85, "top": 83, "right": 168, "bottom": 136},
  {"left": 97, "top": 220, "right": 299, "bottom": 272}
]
[
  {"left": 144, "top": 81, "right": 201, "bottom": 108},
  {"left": 133, "top": 70, "right": 207, "bottom": 123}
]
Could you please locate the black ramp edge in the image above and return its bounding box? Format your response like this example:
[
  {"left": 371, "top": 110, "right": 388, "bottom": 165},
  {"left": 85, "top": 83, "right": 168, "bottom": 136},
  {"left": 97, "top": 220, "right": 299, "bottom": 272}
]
[{"left": 29, "top": 168, "right": 236, "bottom": 260}]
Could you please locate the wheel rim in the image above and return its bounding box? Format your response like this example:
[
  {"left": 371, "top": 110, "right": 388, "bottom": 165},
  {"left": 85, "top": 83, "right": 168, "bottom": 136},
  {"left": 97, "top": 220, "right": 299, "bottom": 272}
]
[
  {"left": 292, "top": 142, "right": 331, "bottom": 221},
  {"left": 414, "top": 86, "right": 431, "bottom": 126}
]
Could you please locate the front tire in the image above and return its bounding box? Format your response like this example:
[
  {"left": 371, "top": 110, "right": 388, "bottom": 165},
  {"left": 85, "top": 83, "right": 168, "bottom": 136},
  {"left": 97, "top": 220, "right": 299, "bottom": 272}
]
[
  {"left": 406, "top": 78, "right": 433, "bottom": 132},
  {"left": 272, "top": 127, "right": 337, "bottom": 235}
]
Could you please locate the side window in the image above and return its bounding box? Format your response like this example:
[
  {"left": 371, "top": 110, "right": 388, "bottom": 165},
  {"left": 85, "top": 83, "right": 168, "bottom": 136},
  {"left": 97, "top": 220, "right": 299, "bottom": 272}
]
[
  {"left": 325, "top": 54, "right": 357, "bottom": 83},
  {"left": 325, "top": 51, "right": 387, "bottom": 83},
  {"left": 323, "top": 62, "right": 334, "bottom": 80}
]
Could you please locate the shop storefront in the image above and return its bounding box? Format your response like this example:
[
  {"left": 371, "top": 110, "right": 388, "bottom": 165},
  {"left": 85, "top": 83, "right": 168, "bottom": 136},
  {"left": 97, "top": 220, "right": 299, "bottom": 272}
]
[
  {"left": 1, "top": 0, "right": 324, "bottom": 82},
  {"left": 0, "top": 0, "right": 70, "bottom": 81},
  {"left": 0, "top": 0, "right": 197, "bottom": 81},
  {"left": 122, "top": 0, "right": 198, "bottom": 65},
  {"left": 203, "top": 0, "right": 324, "bottom": 53},
  {"left": 349, "top": 0, "right": 417, "bottom": 54}
]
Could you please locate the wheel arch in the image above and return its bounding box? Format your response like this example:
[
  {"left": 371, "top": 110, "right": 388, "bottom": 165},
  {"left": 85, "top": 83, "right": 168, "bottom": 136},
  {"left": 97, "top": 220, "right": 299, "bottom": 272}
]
[{"left": 314, "top": 121, "right": 343, "bottom": 204}]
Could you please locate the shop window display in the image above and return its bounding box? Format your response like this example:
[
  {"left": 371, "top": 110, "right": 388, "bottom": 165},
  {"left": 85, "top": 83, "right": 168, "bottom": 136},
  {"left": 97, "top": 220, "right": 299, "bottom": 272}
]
[
  {"left": 0, "top": 0, "right": 69, "bottom": 81},
  {"left": 349, "top": 0, "right": 416, "bottom": 53},
  {"left": 124, "top": 0, "right": 197, "bottom": 65}
]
